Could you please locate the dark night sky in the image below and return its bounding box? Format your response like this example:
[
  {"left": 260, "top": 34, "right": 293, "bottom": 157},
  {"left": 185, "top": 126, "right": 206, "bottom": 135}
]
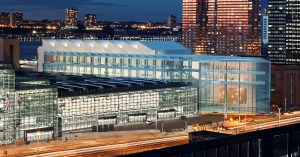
[{"left": 0, "top": 0, "right": 182, "bottom": 22}]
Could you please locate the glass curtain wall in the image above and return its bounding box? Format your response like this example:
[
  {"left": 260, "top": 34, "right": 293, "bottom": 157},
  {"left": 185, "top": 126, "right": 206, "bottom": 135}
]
[
  {"left": 57, "top": 86, "right": 197, "bottom": 131},
  {"left": 0, "top": 64, "right": 15, "bottom": 144},
  {"left": 44, "top": 53, "right": 270, "bottom": 114},
  {"left": 16, "top": 86, "right": 57, "bottom": 140}
]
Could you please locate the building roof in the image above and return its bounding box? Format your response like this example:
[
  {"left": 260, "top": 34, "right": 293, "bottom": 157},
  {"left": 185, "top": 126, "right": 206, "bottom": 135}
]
[
  {"left": 15, "top": 71, "right": 192, "bottom": 97},
  {"left": 39, "top": 39, "right": 192, "bottom": 55},
  {"left": 39, "top": 39, "right": 269, "bottom": 63}
]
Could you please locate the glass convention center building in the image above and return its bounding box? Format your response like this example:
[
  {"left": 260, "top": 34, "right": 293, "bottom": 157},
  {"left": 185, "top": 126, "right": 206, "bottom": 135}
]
[
  {"left": 0, "top": 40, "right": 270, "bottom": 144},
  {"left": 38, "top": 39, "right": 271, "bottom": 114}
]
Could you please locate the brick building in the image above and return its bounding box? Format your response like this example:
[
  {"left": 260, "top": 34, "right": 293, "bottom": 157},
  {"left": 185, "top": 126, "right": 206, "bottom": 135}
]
[{"left": 271, "top": 64, "right": 300, "bottom": 112}]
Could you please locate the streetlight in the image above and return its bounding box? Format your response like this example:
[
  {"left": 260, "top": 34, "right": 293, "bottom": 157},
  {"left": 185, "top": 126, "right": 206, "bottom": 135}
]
[
  {"left": 56, "top": 115, "right": 59, "bottom": 140},
  {"left": 36, "top": 131, "right": 41, "bottom": 156},
  {"left": 284, "top": 98, "right": 287, "bottom": 113},
  {"left": 278, "top": 108, "right": 281, "bottom": 127},
  {"left": 224, "top": 103, "right": 227, "bottom": 122},
  {"left": 161, "top": 120, "right": 164, "bottom": 133},
  {"left": 155, "top": 108, "right": 158, "bottom": 133}
]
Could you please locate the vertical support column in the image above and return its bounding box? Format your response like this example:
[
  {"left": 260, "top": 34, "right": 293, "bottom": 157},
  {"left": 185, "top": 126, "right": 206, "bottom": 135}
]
[
  {"left": 204, "top": 149, "right": 207, "bottom": 157},
  {"left": 227, "top": 145, "right": 231, "bottom": 157},
  {"left": 260, "top": 135, "right": 273, "bottom": 157},
  {"left": 238, "top": 142, "right": 242, "bottom": 157},
  {"left": 248, "top": 140, "right": 253, "bottom": 157},
  {"left": 298, "top": 145, "right": 300, "bottom": 157},
  {"left": 287, "top": 132, "right": 292, "bottom": 157},
  {"left": 198, "top": 63, "right": 201, "bottom": 113}
]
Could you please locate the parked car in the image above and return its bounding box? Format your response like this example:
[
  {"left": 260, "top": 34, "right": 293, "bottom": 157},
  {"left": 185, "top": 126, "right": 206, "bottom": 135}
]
[
  {"left": 256, "top": 113, "right": 267, "bottom": 116},
  {"left": 269, "top": 112, "right": 276, "bottom": 116},
  {"left": 211, "top": 112, "right": 219, "bottom": 115},
  {"left": 145, "top": 120, "right": 154, "bottom": 125},
  {"left": 179, "top": 116, "right": 187, "bottom": 120}
]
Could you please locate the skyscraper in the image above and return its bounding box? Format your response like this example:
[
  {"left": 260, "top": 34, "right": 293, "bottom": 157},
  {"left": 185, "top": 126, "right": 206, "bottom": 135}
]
[
  {"left": 84, "top": 14, "right": 96, "bottom": 30},
  {"left": 65, "top": 7, "right": 78, "bottom": 30},
  {"left": 11, "top": 11, "right": 23, "bottom": 27},
  {"left": 0, "top": 11, "right": 10, "bottom": 27},
  {"left": 167, "top": 14, "right": 176, "bottom": 29},
  {"left": 268, "top": 0, "right": 300, "bottom": 64},
  {"left": 182, "top": 0, "right": 264, "bottom": 56},
  {"left": 182, "top": 0, "right": 200, "bottom": 53}
]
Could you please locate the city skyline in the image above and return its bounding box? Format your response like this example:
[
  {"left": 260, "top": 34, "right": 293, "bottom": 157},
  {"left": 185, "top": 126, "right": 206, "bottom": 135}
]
[{"left": 0, "top": 0, "right": 182, "bottom": 22}]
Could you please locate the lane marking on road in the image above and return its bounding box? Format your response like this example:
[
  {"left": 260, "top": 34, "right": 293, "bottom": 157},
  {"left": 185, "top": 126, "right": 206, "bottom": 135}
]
[{"left": 26, "top": 135, "right": 188, "bottom": 157}]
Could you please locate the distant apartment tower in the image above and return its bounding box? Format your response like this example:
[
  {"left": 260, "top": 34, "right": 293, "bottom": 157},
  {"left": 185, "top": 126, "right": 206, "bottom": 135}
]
[
  {"left": 10, "top": 11, "right": 23, "bottom": 27},
  {"left": 65, "top": 7, "right": 78, "bottom": 30},
  {"left": 167, "top": 14, "right": 176, "bottom": 29},
  {"left": 0, "top": 38, "right": 20, "bottom": 69},
  {"left": 0, "top": 11, "right": 10, "bottom": 27},
  {"left": 84, "top": 14, "right": 96, "bottom": 30},
  {"left": 268, "top": 0, "right": 300, "bottom": 64},
  {"left": 182, "top": 0, "right": 265, "bottom": 56}
]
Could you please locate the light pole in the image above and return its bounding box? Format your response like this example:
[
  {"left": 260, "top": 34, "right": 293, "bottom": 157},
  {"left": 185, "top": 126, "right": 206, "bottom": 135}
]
[
  {"left": 37, "top": 131, "right": 41, "bottom": 156},
  {"left": 224, "top": 103, "right": 227, "bottom": 122},
  {"left": 161, "top": 120, "right": 164, "bottom": 133},
  {"left": 284, "top": 98, "right": 287, "bottom": 113},
  {"left": 278, "top": 108, "right": 281, "bottom": 127},
  {"left": 155, "top": 108, "right": 158, "bottom": 133},
  {"left": 56, "top": 115, "right": 58, "bottom": 140},
  {"left": 96, "top": 111, "right": 98, "bottom": 133}
]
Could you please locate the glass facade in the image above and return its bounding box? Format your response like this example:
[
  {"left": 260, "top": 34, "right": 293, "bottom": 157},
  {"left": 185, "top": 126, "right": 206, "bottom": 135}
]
[
  {"left": 182, "top": 0, "right": 263, "bottom": 55},
  {"left": 268, "top": 0, "right": 286, "bottom": 64},
  {"left": 58, "top": 86, "right": 197, "bottom": 131},
  {"left": 42, "top": 51, "right": 271, "bottom": 114},
  {"left": 15, "top": 80, "right": 57, "bottom": 141},
  {"left": 268, "top": 0, "right": 300, "bottom": 64},
  {"left": 0, "top": 69, "right": 58, "bottom": 144},
  {"left": 0, "top": 64, "right": 15, "bottom": 144}
]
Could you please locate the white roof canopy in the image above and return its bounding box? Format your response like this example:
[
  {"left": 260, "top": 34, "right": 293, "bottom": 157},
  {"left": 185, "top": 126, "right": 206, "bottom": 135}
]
[{"left": 40, "top": 39, "right": 192, "bottom": 55}]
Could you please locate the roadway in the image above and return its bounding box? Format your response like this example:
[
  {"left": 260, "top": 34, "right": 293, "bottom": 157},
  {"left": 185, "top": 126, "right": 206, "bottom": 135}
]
[
  {"left": 1, "top": 113, "right": 300, "bottom": 157},
  {"left": 213, "top": 113, "right": 300, "bottom": 135},
  {"left": 26, "top": 135, "right": 188, "bottom": 157}
]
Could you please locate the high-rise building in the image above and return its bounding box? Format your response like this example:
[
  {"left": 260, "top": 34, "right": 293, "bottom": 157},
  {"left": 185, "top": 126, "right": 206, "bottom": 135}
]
[
  {"left": 167, "top": 14, "right": 176, "bottom": 29},
  {"left": 0, "top": 38, "right": 20, "bottom": 69},
  {"left": 182, "top": 0, "right": 265, "bottom": 56},
  {"left": 0, "top": 11, "right": 10, "bottom": 27},
  {"left": 268, "top": 0, "right": 300, "bottom": 64},
  {"left": 84, "top": 14, "right": 96, "bottom": 30},
  {"left": 10, "top": 11, "right": 23, "bottom": 27},
  {"left": 65, "top": 7, "right": 78, "bottom": 30}
]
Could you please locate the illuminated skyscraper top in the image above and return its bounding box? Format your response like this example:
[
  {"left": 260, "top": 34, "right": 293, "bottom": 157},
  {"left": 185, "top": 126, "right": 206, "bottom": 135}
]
[
  {"left": 11, "top": 11, "right": 23, "bottom": 27},
  {"left": 167, "top": 14, "right": 176, "bottom": 29},
  {"left": 182, "top": 0, "right": 264, "bottom": 56},
  {"left": 84, "top": 14, "right": 96, "bottom": 30},
  {"left": 65, "top": 7, "right": 78, "bottom": 30},
  {"left": 0, "top": 11, "right": 10, "bottom": 27}
]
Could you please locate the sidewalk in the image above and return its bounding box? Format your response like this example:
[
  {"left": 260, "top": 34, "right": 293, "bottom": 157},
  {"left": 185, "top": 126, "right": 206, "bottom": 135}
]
[{"left": 0, "top": 130, "right": 163, "bottom": 157}]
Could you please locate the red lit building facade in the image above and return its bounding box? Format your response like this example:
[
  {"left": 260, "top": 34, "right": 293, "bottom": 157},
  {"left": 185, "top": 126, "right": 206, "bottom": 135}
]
[
  {"left": 182, "top": 0, "right": 263, "bottom": 56},
  {"left": 271, "top": 64, "right": 300, "bottom": 112}
]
